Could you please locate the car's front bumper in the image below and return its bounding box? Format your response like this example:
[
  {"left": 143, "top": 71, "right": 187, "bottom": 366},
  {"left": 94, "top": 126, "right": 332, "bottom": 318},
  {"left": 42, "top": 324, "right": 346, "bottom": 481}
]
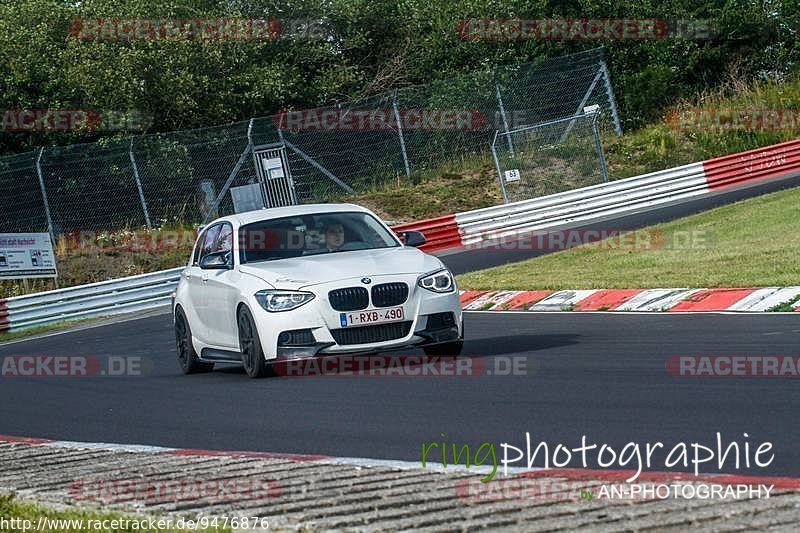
[{"left": 246, "top": 273, "right": 462, "bottom": 360}]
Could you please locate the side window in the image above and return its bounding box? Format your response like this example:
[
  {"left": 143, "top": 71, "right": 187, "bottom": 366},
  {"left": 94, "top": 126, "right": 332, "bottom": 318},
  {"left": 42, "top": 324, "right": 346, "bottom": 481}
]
[
  {"left": 214, "top": 223, "right": 233, "bottom": 254},
  {"left": 199, "top": 224, "right": 222, "bottom": 262}
]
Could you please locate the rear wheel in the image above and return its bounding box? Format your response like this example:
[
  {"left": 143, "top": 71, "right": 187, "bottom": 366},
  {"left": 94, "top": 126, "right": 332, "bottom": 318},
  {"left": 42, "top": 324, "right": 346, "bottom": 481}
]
[
  {"left": 238, "top": 306, "right": 271, "bottom": 379},
  {"left": 175, "top": 308, "right": 214, "bottom": 374}
]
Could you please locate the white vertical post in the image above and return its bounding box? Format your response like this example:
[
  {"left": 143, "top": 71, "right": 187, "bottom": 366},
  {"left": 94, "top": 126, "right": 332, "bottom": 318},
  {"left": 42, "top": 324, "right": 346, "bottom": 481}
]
[
  {"left": 495, "top": 82, "right": 515, "bottom": 156},
  {"left": 491, "top": 132, "right": 510, "bottom": 204},
  {"left": 392, "top": 90, "right": 411, "bottom": 177},
  {"left": 35, "top": 148, "right": 55, "bottom": 244},
  {"left": 600, "top": 61, "right": 622, "bottom": 136},
  {"left": 129, "top": 138, "right": 152, "bottom": 229}
]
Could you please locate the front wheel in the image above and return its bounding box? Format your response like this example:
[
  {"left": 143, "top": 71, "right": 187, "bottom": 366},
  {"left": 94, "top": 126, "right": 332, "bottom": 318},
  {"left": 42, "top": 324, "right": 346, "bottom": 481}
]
[
  {"left": 175, "top": 308, "right": 214, "bottom": 374},
  {"left": 237, "top": 306, "right": 271, "bottom": 379}
]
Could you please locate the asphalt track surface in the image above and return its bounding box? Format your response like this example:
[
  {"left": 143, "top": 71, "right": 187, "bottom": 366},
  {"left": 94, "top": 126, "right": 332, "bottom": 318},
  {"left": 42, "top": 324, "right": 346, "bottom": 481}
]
[
  {"left": 1, "top": 176, "right": 799, "bottom": 479},
  {"left": 1, "top": 312, "right": 799, "bottom": 478}
]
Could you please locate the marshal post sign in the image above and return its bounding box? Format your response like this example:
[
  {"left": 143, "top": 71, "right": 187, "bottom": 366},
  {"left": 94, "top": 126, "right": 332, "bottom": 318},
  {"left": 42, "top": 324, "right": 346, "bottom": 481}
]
[{"left": 0, "top": 233, "right": 58, "bottom": 279}]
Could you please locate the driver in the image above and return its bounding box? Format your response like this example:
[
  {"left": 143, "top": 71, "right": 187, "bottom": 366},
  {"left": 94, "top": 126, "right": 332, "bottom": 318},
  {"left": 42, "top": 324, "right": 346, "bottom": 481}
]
[{"left": 323, "top": 222, "right": 346, "bottom": 252}]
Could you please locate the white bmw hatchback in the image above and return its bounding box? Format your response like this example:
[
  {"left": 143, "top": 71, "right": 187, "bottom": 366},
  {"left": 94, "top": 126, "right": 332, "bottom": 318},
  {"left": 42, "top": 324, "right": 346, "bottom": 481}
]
[{"left": 173, "top": 204, "right": 463, "bottom": 378}]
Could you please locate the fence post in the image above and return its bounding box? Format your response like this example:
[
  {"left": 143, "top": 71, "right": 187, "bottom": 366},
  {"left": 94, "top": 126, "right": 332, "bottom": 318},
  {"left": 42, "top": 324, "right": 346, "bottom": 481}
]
[
  {"left": 591, "top": 112, "right": 610, "bottom": 182},
  {"left": 202, "top": 119, "right": 254, "bottom": 225},
  {"left": 560, "top": 67, "right": 603, "bottom": 143},
  {"left": 495, "top": 82, "right": 515, "bottom": 156},
  {"left": 34, "top": 148, "right": 55, "bottom": 244},
  {"left": 392, "top": 90, "right": 411, "bottom": 177},
  {"left": 599, "top": 61, "right": 622, "bottom": 136},
  {"left": 491, "top": 131, "right": 510, "bottom": 204},
  {"left": 129, "top": 138, "right": 152, "bottom": 229}
]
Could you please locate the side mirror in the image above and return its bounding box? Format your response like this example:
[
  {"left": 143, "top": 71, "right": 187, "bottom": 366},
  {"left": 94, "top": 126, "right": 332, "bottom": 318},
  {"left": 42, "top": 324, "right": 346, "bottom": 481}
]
[
  {"left": 402, "top": 230, "right": 427, "bottom": 248},
  {"left": 200, "top": 250, "right": 232, "bottom": 270}
]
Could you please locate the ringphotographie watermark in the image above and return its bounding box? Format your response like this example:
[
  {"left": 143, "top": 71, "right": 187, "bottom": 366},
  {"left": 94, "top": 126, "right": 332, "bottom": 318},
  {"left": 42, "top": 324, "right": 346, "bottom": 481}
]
[
  {"left": 455, "top": 477, "right": 776, "bottom": 503},
  {"left": 667, "top": 355, "right": 800, "bottom": 378},
  {"left": 1, "top": 356, "right": 146, "bottom": 378},
  {"left": 456, "top": 18, "right": 717, "bottom": 41},
  {"left": 421, "top": 432, "right": 774, "bottom": 483}
]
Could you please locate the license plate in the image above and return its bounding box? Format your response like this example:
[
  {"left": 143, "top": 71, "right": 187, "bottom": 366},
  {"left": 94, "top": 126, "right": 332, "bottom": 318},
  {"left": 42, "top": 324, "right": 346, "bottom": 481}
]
[{"left": 340, "top": 307, "right": 404, "bottom": 327}]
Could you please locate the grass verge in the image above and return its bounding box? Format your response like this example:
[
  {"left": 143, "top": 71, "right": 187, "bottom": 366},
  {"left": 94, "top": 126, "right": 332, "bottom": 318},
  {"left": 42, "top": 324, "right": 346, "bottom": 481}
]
[
  {"left": 457, "top": 186, "right": 800, "bottom": 290},
  {"left": 0, "top": 319, "right": 99, "bottom": 343},
  {"left": 0, "top": 494, "right": 229, "bottom": 532}
]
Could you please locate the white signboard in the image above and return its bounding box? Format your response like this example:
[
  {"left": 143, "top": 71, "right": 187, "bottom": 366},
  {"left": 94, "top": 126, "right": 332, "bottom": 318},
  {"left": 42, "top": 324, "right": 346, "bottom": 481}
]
[
  {"left": 231, "top": 183, "right": 266, "bottom": 213},
  {"left": 504, "top": 169, "right": 521, "bottom": 182},
  {"left": 0, "top": 233, "right": 57, "bottom": 279},
  {"left": 263, "top": 157, "right": 285, "bottom": 179}
]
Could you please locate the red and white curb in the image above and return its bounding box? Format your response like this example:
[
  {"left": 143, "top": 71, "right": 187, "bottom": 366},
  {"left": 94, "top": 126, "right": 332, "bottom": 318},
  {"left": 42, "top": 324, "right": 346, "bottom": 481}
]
[
  {"left": 460, "top": 287, "right": 800, "bottom": 312},
  {"left": 3, "top": 434, "right": 800, "bottom": 491}
]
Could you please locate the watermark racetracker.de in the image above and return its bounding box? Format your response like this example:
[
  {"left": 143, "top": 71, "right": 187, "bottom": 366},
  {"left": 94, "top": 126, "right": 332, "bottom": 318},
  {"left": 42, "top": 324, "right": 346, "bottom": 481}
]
[
  {"left": 271, "top": 355, "right": 528, "bottom": 378},
  {"left": 668, "top": 108, "right": 800, "bottom": 132},
  {"left": 69, "top": 476, "right": 281, "bottom": 504},
  {"left": 0, "top": 109, "right": 151, "bottom": 133},
  {"left": 68, "top": 18, "right": 326, "bottom": 41},
  {"left": 1, "top": 356, "right": 146, "bottom": 378},
  {"left": 667, "top": 355, "right": 800, "bottom": 377},
  {"left": 456, "top": 18, "right": 717, "bottom": 41},
  {"left": 465, "top": 228, "right": 710, "bottom": 252}
]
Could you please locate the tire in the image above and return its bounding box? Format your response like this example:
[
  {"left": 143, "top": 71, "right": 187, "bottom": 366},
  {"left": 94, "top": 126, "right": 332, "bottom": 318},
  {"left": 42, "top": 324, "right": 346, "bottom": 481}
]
[
  {"left": 237, "top": 306, "right": 271, "bottom": 379},
  {"left": 423, "top": 340, "right": 464, "bottom": 357},
  {"left": 175, "top": 307, "right": 214, "bottom": 374}
]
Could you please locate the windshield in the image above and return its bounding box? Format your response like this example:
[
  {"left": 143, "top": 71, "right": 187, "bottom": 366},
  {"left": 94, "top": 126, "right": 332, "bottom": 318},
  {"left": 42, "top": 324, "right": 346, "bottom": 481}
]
[{"left": 238, "top": 211, "right": 401, "bottom": 264}]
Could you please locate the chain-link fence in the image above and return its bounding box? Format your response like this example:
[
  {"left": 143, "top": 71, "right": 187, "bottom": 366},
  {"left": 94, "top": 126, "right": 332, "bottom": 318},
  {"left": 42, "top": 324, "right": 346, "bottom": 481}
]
[
  {"left": 0, "top": 47, "right": 620, "bottom": 238},
  {"left": 492, "top": 107, "right": 610, "bottom": 204}
]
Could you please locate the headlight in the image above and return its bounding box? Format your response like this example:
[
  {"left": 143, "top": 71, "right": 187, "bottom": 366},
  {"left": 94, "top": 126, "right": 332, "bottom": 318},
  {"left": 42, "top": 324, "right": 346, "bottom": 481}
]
[
  {"left": 418, "top": 269, "right": 455, "bottom": 293},
  {"left": 255, "top": 290, "right": 315, "bottom": 312}
]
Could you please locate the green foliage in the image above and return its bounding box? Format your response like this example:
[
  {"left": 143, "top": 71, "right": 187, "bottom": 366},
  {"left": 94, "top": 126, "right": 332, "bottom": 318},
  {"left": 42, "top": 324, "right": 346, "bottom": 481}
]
[{"left": 1, "top": 0, "right": 798, "bottom": 154}]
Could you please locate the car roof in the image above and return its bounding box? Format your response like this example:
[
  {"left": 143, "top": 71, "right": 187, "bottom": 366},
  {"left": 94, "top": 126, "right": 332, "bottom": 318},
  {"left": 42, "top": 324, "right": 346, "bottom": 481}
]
[{"left": 209, "top": 203, "right": 374, "bottom": 227}]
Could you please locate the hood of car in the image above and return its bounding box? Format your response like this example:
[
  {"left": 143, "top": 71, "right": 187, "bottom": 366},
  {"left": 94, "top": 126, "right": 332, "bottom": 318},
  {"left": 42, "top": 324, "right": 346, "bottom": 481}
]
[{"left": 238, "top": 246, "right": 444, "bottom": 290}]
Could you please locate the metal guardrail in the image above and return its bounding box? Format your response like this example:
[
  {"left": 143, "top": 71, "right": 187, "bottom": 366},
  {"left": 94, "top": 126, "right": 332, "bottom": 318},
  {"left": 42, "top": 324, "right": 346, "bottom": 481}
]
[
  {"left": 456, "top": 162, "right": 708, "bottom": 246},
  {"left": 392, "top": 215, "right": 462, "bottom": 252},
  {"left": 703, "top": 138, "right": 800, "bottom": 190},
  {"left": 2, "top": 268, "right": 182, "bottom": 332}
]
